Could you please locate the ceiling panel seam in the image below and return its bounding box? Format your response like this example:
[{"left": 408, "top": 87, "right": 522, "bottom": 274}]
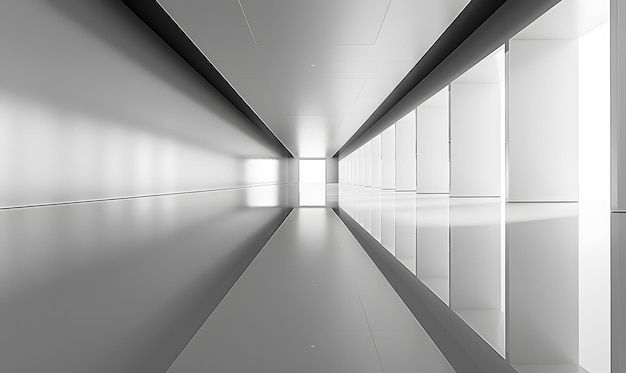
[
  {"left": 237, "top": 0, "right": 259, "bottom": 45},
  {"left": 373, "top": 0, "right": 393, "bottom": 45}
]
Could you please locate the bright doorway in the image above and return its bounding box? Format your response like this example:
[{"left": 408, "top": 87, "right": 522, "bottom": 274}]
[{"left": 299, "top": 159, "right": 326, "bottom": 206}]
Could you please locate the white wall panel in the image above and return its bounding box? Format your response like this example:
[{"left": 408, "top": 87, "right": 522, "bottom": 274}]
[
  {"left": 371, "top": 135, "right": 382, "bottom": 188},
  {"left": 508, "top": 39, "right": 578, "bottom": 202},
  {"left": 360, "top": 147, "right": 366, "bottom": 186},
  {"left": 381, "top": 125, "right": 396, "bottom": 190},
  {"left": 449, "top": 83, "right": 501, "bottom": 197},
  {"left": 356, "top": 147, "right": 363, "bottom": 186},
  {"left": 348, "top": 153, "right": 355, "bottom": 185},
  {"left": 416, "top": 103, "right": 450, "bottom": 194},
  {"left": 364, "top": 142, "right": 372, "bottom": 187},
  {"left": 0, "top": 1, "right": 287, "bottom": 209},
  {"left": 579, "top": 21, "right": 610, "bottom": 373},
  {"left": 395, "top": 111, "right": 417, "bottom": 191},
  {"left": 339, "top": 159, "right": 345, "bottom": 184}
]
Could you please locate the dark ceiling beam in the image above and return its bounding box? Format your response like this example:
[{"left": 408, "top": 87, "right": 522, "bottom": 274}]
[
  {"left": 334, "top": 0, "right": 561, "bottom": 158},
  {"left": 121, "top": 0, "right": 293, "bottom": 158}
]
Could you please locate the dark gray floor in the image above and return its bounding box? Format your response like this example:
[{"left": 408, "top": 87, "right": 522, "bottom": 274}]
[{"left": 167, "top": 208, "right": 454, "bottom": 373}]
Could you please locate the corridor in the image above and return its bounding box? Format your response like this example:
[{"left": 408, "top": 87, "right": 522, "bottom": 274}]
[
  {"left": 167, "top": 208, "right": 453, "bottom": 373},
  {"left": 2, "top": 0, "right": 623, "bottom": 371}
]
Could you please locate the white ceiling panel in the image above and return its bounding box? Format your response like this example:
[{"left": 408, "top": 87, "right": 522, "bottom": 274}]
[
  {"left": 158, "top": 0, "right": 470, "bottom": 156},
  {"left": 240, "top": 0, "right": 391, "bottom": 45},
  {"left": 224, "top": 78, "right": 277, "bottom": 118},
  {"left": 265, "top": 77, "right": 366, "bottom": 116}
]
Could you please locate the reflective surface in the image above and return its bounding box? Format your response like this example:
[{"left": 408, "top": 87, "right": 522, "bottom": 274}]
[
  {"left": 339, "top": 185, "right": 604, "bottom": 369},
  {"left": 167, "top": 208, "right": 454, "bottom": 373},
  {"left": 0, "top": 2, "right": 296, "bottom": 372},
  {"left": 0, "top": 186, "right": 291, "bottom": 373}
]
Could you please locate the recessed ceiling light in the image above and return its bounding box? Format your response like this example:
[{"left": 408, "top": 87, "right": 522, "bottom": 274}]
[{"left": 310, "top": 64, "right": 316, "bottom": 67}]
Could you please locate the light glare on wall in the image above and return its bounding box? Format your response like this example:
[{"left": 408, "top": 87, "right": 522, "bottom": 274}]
[
  {"left": 245, "top": 159, "right": 280, "bottom": 184},
  {"left": 246, "top": 185, "right": 280, "bottom": 207}
]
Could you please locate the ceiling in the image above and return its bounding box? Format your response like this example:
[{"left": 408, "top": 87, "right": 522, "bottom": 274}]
[
  {"left": 512, "top": 0, "right": 609, "bottom": 39},
  {"left": 157, "top": 0, "right": 470, "bottom": 157}
]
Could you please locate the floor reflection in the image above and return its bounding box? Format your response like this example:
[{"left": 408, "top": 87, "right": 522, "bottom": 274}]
[
  {"left": 416, "top": 195, "right": 449, "bottom": 304},
  {"left": 339, "top": 185, "right": 587, "bottom": 365},
  {"left": 0, "top": 185, "right": 291, "bottom": 372},
  {"left": 449, "top": 197, "right": 504, "bottom": 355}
]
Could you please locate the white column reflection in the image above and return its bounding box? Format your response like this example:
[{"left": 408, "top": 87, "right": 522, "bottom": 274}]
[
  {"left": 339, "top": 187, "right": 508, "bottom": 357},
  {"left": 370, "top": 188, "right": 382, "bottom": 242},
  {"left": 507, "top": 203, "right": 579, "bottom": 368},
  {"left": 380, "top": 190, "right": 396, "bottom": 255},
  {"left": 416, "top": 195, "right": 450, "bottom": 304},
  {"left": 395, "top": 192, "right": 417, "bottom": 274},
  {"left": 338, "top": 185, "right": 602, "bottom": 366},
  {"left": 449, "top": 197, "right": 504, "bottom": 356}
]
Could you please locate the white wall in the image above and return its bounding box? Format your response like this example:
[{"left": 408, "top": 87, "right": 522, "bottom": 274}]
[
  {"left": 347, "top": 153, "right": 354, "bottom": 185},
  {"left": 416, "top": 95, "right": 450, "bottom": 194},
  {"left": 416, "top": 195, "right": 450, "bottom": 304},
  {"left": 578, "top": 21, "right": 611, "bottom": 373},
  {"left": 0, "top": 2, "right": 290, "bottom": 373},
  {"left": 371, "top": 135, "right": 382, "bottom": 188},
  {"left": 364, "top": 142, "right": 372, "bottom": 187},
  {"left": 449, "top": 83, "right": 501, "bottom": 197},
  {"left": 507, "top": 39, "right": 579, "bottom": 202},
  {"left": 395, "top": 110, "right": 417, "bottom": 191},
  {"left": 0, "top": 1, "right": 287, "bottom": 209},
  {"left": 381, "top": 125, "right": 396, "bottom": 190},
  {"left": 356, "top": 147, "right": 363, "bottom": 186}
]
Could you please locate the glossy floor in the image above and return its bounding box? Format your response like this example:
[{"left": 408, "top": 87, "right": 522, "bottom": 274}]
[
  {"left": 0, "top": 185, "right": 291, "bottom": 373},
  {"left": 167, "top": 208, "right": 453, "bottom": 373},
  {"left": 338, "top": 185, "right": 610, "bottom": 372}
]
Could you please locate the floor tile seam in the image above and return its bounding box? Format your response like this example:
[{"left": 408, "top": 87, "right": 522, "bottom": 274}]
[{"left": 358, "top": 293, "right": 387, "bottom": 373}]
